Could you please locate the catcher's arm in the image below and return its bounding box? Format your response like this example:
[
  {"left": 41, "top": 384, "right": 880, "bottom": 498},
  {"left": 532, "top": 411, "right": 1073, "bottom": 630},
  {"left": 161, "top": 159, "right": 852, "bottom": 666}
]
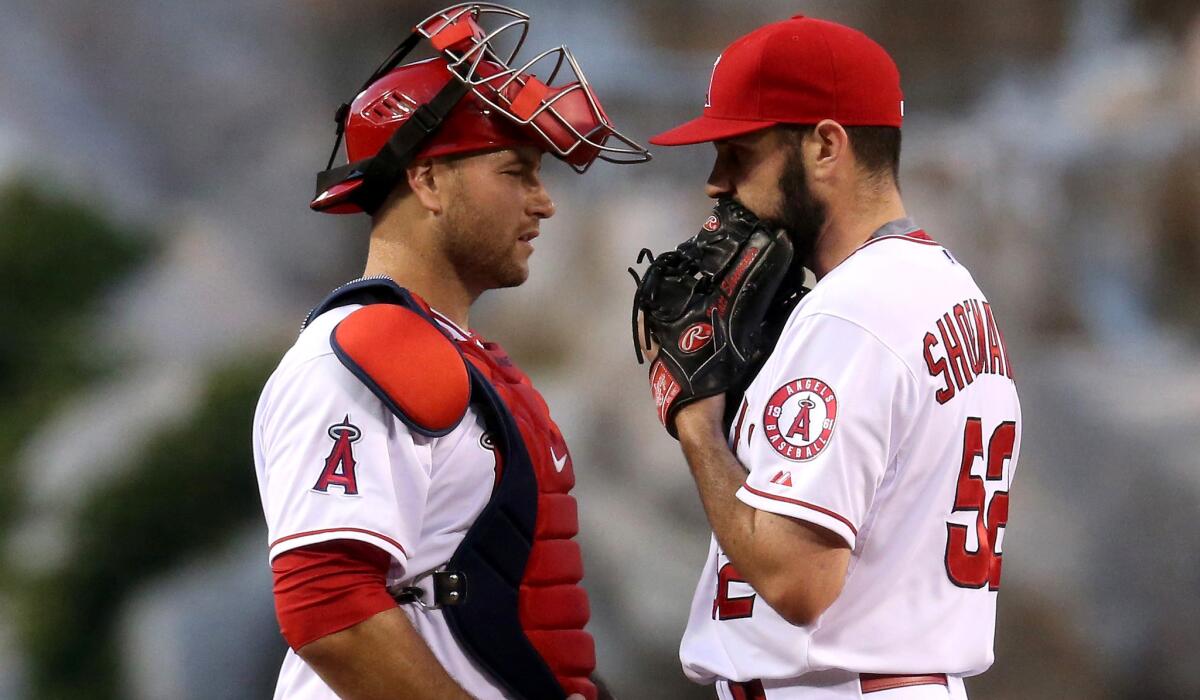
[
  {"left": 297, "top": 607, "right": 473, "bottom": 700},
  {"left": 301, "top": 607, "right": 590, "bottom": 699}
]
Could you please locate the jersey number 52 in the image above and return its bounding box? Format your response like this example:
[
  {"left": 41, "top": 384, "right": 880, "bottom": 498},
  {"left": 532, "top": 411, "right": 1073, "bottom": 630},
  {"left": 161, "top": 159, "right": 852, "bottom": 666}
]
[{"left": 944, "top": 417, "right": 1015, "bottom": 591}]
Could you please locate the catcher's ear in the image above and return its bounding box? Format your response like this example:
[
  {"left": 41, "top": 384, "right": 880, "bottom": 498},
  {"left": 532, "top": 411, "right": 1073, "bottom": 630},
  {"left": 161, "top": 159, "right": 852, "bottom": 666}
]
[{"left": 406, "top": 158, "right": 444, "bottom": 215}]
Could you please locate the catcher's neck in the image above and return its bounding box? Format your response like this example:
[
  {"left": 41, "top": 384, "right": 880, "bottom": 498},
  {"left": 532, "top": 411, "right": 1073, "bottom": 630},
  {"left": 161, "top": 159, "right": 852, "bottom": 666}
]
[
  {"left": 812, "top": 188, "right": 907, "bottom": 280},
  {"left": 363, "top": 216, "right": 476, "bottom": 329}
]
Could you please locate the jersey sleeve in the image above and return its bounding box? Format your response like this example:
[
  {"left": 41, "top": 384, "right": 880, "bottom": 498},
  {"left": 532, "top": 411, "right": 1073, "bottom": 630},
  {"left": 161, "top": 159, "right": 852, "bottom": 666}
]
[
  {"left": 735, "top": 313, "right": 917, "bottom": 549},
  {"left": 256, "top": 353, "right": 432, "bottom": 574}
]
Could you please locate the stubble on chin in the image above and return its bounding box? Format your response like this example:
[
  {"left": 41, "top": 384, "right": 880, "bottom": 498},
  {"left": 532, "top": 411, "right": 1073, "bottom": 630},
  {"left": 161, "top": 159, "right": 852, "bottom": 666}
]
[{"left": 439, "top": 200, "right": 529, "bottom": 291}]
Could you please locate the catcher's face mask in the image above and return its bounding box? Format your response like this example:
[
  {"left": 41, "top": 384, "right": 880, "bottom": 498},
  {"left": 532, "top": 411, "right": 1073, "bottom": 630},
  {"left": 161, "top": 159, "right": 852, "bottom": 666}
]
[{"left": 312, "top": 2, "right": 650, "bottom": 215}]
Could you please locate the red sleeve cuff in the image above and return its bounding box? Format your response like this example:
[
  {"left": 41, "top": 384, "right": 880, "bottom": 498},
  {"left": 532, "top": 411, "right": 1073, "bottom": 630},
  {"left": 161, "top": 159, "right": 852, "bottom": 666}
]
[{"left": 272, "top": 539, "right": 398, "bottom": 650}]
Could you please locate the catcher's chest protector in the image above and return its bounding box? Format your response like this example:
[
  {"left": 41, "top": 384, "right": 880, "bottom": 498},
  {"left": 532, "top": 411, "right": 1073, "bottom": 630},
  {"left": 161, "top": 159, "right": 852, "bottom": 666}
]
[{"left": 307, "top": 278, "right": 595, "bottom": 700}]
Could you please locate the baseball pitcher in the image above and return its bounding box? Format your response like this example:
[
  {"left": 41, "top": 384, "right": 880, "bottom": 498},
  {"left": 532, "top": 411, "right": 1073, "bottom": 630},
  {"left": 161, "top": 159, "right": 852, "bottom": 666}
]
[{"left": 631, "top": 14, "right": 1021, "bottom": 700}]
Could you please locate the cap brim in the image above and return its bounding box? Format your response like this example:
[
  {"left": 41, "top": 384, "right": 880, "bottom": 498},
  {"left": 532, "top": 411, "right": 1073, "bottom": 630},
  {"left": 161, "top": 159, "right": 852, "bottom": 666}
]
[
  {"left": 649, "top": 115, "right": 777, "bottom": 146},
  {"left": 310, "top": 177, "right": 366, "bottom": 215}
]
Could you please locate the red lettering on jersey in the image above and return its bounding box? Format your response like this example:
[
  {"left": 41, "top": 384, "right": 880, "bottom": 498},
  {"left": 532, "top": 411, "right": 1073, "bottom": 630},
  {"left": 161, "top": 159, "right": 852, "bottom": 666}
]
[
  {"left": 995, "top": 311, "right": 1015, "bottom": 381},
  {"left": 945, "top": 418, "right": 1015, "bottom": 590},
  {"left": 953, "top": 303, "right": 981, "bottom": 377},
  {"left": 983, "top": 302, "right": 1004, "bottom": 377},
  {"left": 924, "top": 331, "right": 955, "bottom": 404},
  {"left": 967, "top": 299, "right": 988, "bottom": 376},
  {"left": 937, "top": 312, "right": 973, "bottom": 390},
  {"left": 712, "top": 562, "right": 756, "bottom": 620},
  {"left": 925, "top": 299, "right": 1015, "bottom": 405},
  {"left": 313, "top": 417, "right": 361, "bottom": 495},
  {"left": 728, "top": 680, "right": 767, "bottom": 700}
]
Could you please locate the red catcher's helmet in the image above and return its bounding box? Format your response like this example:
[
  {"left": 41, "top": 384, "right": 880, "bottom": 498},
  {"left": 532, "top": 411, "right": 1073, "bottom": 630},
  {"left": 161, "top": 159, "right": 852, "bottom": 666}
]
[
  {"left": 311, "top": 58, "right": 539, "bottom": 214},
  {"left": 311, "top": 3, "right": 650, "bottom": 215}
]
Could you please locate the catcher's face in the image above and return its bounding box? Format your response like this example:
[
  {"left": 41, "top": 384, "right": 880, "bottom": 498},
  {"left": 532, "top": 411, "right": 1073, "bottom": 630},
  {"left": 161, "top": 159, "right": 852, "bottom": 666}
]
[{"left": 437, "top": 146, "right": 555, "bottom": 291}]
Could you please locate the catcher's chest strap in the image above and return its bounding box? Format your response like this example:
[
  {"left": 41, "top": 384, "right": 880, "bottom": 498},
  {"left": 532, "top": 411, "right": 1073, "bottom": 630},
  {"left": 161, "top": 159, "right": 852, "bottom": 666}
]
[
  {"left": 450, "top": 341, "right": 596, "bottom": 698},
  {"left": 308, "top": 278, "right": 595, "bottom": 698}
]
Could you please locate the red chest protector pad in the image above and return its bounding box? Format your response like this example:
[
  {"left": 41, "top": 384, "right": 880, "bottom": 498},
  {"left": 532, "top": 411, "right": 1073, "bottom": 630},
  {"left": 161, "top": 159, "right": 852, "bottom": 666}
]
[{"left": 305, "top": 278, "right": 595, "bottom": 700}]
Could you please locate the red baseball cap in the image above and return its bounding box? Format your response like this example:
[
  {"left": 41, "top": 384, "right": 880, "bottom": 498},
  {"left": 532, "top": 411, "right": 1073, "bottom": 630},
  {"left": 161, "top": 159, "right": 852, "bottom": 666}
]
[{"left": 650, "top": 15, "right": 903, "bottom": 146}]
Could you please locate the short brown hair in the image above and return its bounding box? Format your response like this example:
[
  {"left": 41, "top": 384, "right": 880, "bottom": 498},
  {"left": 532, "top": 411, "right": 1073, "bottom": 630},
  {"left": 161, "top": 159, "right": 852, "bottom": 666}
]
[
  {"left": 779, "top": 124, "right": 902, "bottom": 183},
  {"left": 845, "top": 126, "right": 901, "bottom": 182}
]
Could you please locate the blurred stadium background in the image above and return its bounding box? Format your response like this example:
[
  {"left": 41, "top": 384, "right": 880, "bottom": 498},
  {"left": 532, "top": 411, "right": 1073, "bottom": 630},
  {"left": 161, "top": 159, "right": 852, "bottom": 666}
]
[{"left": 1, "top": 0, "right": 1199, "bottom": 698}]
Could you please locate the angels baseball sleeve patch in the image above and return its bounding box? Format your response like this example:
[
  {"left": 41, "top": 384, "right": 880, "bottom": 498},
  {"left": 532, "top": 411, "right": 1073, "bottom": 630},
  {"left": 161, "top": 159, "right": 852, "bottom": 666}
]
[{"left": 762, "top": 377, "right": 839, "bottom": 462}]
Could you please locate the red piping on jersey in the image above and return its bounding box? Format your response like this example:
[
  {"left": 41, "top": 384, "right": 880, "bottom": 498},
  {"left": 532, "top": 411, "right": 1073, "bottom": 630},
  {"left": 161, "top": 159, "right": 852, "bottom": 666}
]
[
  {"left": 429, "top": 308, "right": 472, "bottom": 340},
  {"left": 834, "top": 230, "right": 940, "bottom": 270},
  {"left": 270, "top": 527, "right": 408, "bottom": 557},
  {"left": 855, "top": 230, "right": 939, "bottom": 253},
  {"left": 741, "top": 483, "right": 858, "bottom": 536},
  {"left": 859, "top": 231, "right": 937, "bottom": 249}
]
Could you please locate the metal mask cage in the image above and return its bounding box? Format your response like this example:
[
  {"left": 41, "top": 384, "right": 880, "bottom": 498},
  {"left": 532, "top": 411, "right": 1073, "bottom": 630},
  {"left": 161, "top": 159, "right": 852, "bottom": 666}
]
[{"left": 415, "top": 2, "right": 651, "bottom": 173}]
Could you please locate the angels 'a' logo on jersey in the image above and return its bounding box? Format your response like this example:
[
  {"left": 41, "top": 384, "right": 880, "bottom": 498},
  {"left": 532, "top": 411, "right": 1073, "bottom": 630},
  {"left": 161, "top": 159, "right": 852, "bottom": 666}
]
[
  {"left": 762, "top": 378, "right": 839, "bottom": 462},
  {"left": 313, "top": 416, "right": 362, "bottom": 495}
]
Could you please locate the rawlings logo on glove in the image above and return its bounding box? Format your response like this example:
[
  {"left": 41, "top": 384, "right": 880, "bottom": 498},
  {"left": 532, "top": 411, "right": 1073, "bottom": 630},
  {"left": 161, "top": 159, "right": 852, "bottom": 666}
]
[
  {"left": 678, "top": 323, "right": 714, "bottom": 353},
  {"left": 629, "top": 197, "right": 808, "bottom": 438}
]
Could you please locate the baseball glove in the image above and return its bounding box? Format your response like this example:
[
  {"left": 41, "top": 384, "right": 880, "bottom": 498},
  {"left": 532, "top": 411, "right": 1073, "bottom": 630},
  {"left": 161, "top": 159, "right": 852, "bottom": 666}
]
[{"left": 629, "top": 197, "right": 807, "bottom": 438}]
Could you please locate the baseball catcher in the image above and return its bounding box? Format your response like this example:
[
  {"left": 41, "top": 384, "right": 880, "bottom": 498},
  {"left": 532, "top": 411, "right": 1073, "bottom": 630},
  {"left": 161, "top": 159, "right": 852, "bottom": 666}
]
[
  {"left": 630, "top": 197, "right": 807, "bottom": 437},
  {"left": 255, "top": 4, "right": 648, "bottom": 699}
]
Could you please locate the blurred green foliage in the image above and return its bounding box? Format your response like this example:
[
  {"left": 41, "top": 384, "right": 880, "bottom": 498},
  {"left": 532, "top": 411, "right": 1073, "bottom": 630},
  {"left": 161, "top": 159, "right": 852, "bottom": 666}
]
[
  {"left": 0, "top": 182, "right": 153, "bottom": 534},
  {"left": 16, "top": 357, "right": 276, "bottom": 700},
  {"left": 0, "top": 181, "right": 281, "bottom": 698}
]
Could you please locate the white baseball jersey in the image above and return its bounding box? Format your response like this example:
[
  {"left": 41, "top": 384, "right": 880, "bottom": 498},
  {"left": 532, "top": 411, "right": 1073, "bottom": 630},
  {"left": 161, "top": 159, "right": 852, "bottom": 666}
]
[
  {"left": 253, "top": 304, "right": 514, "bottom": 700},
  {"left": 680, "top": 221, "right": 1021, "bottom": 689}
]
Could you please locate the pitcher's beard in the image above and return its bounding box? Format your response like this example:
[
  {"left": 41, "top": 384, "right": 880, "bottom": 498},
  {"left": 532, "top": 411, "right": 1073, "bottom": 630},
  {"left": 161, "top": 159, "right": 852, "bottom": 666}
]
[{"left": 763, "top": 148, "right": 826, "bottom": 271}]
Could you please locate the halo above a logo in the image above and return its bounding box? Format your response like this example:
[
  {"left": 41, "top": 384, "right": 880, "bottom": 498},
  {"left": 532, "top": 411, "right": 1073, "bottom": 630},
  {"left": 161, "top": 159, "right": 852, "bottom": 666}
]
[
  {"left": 762, "top": 378, "right": 838, "bottom": 462},
  {"left": 679, "top": 322, "right": 715, "bottom": 353},
  {"left": 328, "top": 417, "right": 362, "bottom": 442}
]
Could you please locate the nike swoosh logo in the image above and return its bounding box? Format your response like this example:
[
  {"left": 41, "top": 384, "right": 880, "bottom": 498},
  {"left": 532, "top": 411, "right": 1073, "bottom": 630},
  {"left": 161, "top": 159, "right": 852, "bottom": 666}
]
[{"left": 551, "top": 446, "right": 569, "bottom": 472}]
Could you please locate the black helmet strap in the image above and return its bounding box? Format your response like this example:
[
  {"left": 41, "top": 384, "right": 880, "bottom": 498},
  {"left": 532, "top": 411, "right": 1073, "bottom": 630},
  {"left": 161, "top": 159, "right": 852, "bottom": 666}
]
[{"left": 314, "top": 31, "right": 473, "bottom": 215}]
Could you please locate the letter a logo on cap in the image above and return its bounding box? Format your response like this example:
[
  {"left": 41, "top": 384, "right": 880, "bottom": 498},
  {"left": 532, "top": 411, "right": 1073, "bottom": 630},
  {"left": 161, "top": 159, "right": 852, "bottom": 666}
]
[{"left": 705, "top": 54, "right": 723, "bottom": 108}]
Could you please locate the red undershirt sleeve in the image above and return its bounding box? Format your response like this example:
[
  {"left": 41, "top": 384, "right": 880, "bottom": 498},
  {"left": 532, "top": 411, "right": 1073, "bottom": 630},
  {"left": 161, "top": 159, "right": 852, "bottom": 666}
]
[{"left": 271, "top": 539, "right": 398, "bottom": 650}]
